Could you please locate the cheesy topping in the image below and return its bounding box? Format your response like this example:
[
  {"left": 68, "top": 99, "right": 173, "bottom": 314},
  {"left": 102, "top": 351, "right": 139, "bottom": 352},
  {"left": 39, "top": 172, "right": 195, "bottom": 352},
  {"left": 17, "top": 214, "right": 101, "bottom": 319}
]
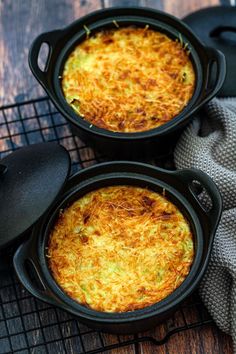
[
  {"left": 48, "top": 186, "right": 194, "bottom": 312},
  {"left": 62, "top": 27, "right": 195, "bottom": 132}
]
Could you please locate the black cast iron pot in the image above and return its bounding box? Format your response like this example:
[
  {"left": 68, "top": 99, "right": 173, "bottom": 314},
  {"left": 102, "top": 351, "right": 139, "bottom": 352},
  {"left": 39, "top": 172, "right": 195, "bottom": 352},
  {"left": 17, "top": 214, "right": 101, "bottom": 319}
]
[
  {"left": 14, "top": 161, "right": 222, "bottom": 333},
  {"left": 28, "top": 7, "right": 226, "bottom": 158}
]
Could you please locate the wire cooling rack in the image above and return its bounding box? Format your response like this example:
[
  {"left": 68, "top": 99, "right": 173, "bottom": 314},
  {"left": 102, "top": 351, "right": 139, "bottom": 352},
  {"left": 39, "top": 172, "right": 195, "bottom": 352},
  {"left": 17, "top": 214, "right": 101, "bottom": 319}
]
[{"left": 0, "top": 97, "right": 213, "bottom": 354}]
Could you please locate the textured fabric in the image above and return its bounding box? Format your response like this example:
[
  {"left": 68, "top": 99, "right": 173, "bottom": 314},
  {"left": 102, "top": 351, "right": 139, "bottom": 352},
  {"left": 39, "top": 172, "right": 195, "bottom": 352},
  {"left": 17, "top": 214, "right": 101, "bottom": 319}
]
[{"left": 174, "top": 98, "right": 236, "bottom": 350}]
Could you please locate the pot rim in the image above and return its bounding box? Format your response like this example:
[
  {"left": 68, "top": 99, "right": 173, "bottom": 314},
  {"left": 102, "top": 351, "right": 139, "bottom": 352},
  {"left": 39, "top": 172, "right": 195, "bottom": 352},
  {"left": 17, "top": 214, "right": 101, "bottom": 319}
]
[{"left": 52, "top": 9, "right": 203, "bottom": 139}]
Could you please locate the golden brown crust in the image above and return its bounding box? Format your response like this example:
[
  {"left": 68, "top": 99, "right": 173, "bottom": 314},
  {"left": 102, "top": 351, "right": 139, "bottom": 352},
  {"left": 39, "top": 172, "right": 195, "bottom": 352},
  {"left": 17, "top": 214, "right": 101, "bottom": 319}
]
[
  {"left": 47, "top": 186, "right": 194, "bottom": 312},
  {"left": 62, "top": 27, "right": 195, "bottom": 132}
]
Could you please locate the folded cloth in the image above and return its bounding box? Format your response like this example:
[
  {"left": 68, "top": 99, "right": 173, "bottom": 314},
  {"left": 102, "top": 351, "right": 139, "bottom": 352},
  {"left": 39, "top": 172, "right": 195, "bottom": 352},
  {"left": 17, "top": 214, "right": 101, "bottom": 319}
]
[{"left": 174, "top": 98, "right": 236, "bottom": 350}]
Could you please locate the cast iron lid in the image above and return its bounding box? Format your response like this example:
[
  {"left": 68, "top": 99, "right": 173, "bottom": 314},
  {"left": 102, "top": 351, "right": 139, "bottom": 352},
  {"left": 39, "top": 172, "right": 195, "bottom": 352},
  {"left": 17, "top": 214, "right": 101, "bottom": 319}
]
[
  {"left": 183, "top": 6, "right": 236, "bottom": 97},
  {"left": 0, "top": 142, "right": 70, "bottom": 249}
]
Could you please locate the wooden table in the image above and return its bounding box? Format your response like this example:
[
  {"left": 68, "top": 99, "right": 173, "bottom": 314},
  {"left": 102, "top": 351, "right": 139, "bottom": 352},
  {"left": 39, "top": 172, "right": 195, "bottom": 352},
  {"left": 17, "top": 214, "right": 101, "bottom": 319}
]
[{"left": 0, "top": 0, "right": 233, "bottom": 353}]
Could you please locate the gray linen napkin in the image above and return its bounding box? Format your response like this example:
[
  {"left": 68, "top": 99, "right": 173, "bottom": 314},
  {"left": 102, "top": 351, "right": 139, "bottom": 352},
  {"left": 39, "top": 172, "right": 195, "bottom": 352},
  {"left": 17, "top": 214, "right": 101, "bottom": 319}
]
[{"left": 174, "top": 98, "right": 236, "bottom": 350}]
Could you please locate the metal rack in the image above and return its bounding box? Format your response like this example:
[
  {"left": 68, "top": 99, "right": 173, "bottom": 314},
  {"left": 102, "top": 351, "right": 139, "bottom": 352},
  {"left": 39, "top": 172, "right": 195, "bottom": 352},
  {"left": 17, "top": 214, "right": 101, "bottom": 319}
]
[{"left": 0, "top": 97, "right": 213, "bottom": 353}]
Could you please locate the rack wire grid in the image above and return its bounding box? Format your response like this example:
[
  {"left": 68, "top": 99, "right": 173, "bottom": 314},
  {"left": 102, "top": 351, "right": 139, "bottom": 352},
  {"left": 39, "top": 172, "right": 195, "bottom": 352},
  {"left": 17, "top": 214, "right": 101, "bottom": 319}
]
[{"left": 0, "top": 96, "right": 213, "bottom": 354}]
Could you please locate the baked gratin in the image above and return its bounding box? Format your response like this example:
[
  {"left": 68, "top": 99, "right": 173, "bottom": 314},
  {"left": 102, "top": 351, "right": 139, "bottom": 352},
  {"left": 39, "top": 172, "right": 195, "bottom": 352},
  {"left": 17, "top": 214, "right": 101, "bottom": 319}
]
[
  {"left": 47, "top": 186, "right": 194, "bottom": 312},
  {"left": 61, "top": 26, "right": 195, "bottom": 133}
]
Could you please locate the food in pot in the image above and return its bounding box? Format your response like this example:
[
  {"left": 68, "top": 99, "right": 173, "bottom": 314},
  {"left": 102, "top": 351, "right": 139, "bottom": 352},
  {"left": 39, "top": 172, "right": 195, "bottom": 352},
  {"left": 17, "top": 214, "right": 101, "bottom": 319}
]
[
  {"left": 47, "top": 185, "right": 194, "bottom": 312},
  {"left": 61, "top": 26, "right": 195, "bottom": 133}
]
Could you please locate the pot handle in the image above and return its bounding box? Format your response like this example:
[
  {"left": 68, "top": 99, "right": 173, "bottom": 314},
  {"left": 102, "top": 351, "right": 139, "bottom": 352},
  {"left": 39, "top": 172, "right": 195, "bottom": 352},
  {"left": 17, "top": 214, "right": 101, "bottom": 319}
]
[
  {"left": 13, "top": 240, "right": 60, "bottom": 307},
  {"left": 173, "top": 168, "right": 222, "bottom": 236},
  {"left": 198, "top": 47, "right": 226, "bottom": 106},
  {"left": 28, "top": 30, "right": 62, "bottom": 88},
  {"left": 210, "top": 26, "right": 236, "bottom": 39}
]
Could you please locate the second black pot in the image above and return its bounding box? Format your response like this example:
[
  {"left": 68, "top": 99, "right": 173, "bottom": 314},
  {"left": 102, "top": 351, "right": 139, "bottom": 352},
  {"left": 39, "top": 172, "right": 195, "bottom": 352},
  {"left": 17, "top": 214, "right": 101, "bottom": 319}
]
[{"left": 14, "top": 161, "right": 222, "bottom": 333}]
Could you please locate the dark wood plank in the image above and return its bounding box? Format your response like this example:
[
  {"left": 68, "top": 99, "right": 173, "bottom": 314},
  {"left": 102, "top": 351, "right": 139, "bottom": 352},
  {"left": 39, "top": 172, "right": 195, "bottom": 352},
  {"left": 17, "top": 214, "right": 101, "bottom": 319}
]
[
  {"left": 0, "top": 0, "right": 102, "bottom": 106},
  {"left": 138, "top": 293, "right": 233, "bottom": 354},
  {"left": 162, "top": 0, "right": 220, "bottom": 18},
  {"left": 140, "top": 326, "right": 233, "bottom": 354},
  {"left": 105, "top": 0, "right": 220, "bottom": 18},
  {"left": 104, "top": 0, "right": 163, "bottom": 8},
  {"left": 104, "top": 0, "right": 143, "bottom": 6}
]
